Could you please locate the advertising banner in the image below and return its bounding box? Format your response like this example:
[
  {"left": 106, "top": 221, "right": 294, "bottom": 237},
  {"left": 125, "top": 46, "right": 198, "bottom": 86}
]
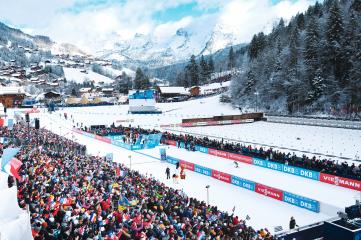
[
  {"left": 253, "top": 158, "right": 283, "bottom": 171},
  {"left": 131, "top": 144, "right": 142, "bottom": 150},
  {"left": 165, "top": 140, "right": 177, "bottom": 146},
  {"left": 194, "top": 164, "right": 212, "bottom": 176},
  {"left": 282, "top": 165, "right": 320, "bottom": 180},
  {"left": 195, "top": 145, "right": 209, "bottom": 154},
  {"left": 95, "top": 135, "right": 111, "bottom": 143},
  {"left": 320, "top": 173, "right": 361, "bottom": 191},
  {"left": 283, "top": 191, "right": 320, "bottom": 212},
  {"left": 208, "top": 149, "right": 229, "bottom": 158},
  {"left": 111, "top": 140, "right": 132, "bottom": 150},
  {"left": 160, "top": 148, "right": 167, "bottom": 161},
  {"left": 211, "top": 170, "right": 232, "bottom": 183},
  {"left": 227, "top": 153, "right": 253, "bottom": 164},
  {"left": 231, "top": 175, "right": 256, "bottom": 191},
  {"left": 107, "top": 135, "right": 124, "bottom": 141},
  {"left": 180, "top": 160, "right": 195, "bottom": 171},
  {"left": 166, "top": 156, "right": 179, "bottom": 165},
  {"left": 255, "top": 183, "right": 283, "bottom": 201}
]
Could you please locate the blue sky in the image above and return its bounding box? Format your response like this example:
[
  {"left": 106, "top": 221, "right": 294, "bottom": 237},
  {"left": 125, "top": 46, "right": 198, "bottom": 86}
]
[{"left": 0, "top": 0, "right": 315, "bottom": 52}]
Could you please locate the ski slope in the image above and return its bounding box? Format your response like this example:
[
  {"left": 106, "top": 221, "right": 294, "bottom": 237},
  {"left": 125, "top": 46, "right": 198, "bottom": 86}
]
[{"left": 63, "top": 67, "right": 114, "bottom": 85}]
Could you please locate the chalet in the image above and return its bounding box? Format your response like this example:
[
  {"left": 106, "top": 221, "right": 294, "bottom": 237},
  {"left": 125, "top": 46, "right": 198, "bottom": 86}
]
[
  {"left": 43, "top": 91, "right": 61, "bottom": 102},
  {"left": 0, "top": 87, "right": 26, "bottom": 108},
  {"left": 79, "top": 87, "right": 92, "bottom": 94},
  {"left": 189, "top": 86, "right": 200, "bottom": 96},
  {"left": 102, "top": 88, "right": 114, "bottom": 97},
  {"left": 157, "top": 86, "right": 190, "bottom": 98},
  {"left": 30, "top": 65, "right": 42, "bottom": 71}
]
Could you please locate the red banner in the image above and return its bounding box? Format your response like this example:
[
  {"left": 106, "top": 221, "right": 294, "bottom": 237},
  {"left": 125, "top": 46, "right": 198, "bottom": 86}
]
[
  {"left": 180, "top": 160, "right": 195, "bottom": 171},
  {"left": 208, "top": 149, "right": 228, "bottom": 158},
  {"left": 165, "top": 140, "right": 177, "bottom": 146},
  {"left": 227, "top": 153, "right": 253, "bottom": 164},
  {"left": 320, "top": 173, "right": 361, "bottom": 191},
  {"left": 180, "top": 122, "right": 195, "bottom": 127},
  {"left": 0, "top": 118, "right": 4, "bottom": 126},
  {"left": 211, "top": 170, "right": 231, "bottom": 183},
  {"left": 255, "top": 183, "right": 283, "bottom": 201},
  {"left": 95, "top": 135, "right": 111, "bottom": 144}
]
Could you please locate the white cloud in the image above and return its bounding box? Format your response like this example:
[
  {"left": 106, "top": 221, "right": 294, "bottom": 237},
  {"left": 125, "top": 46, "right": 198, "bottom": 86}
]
[
  {"left": 217, "top": 0, "right": 315, "bottom": 43},
  {"left": 0, "top": 0, "right": 315, "bottom": 53}
]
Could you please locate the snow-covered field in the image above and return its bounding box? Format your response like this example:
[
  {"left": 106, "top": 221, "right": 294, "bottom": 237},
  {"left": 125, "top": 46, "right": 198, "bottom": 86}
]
[
  {"left": 166, "top": 122, "right": 361, "bottom": 160},
  {"left": 63, "top": 67, "right": 114, "bottom": 85},
  {"left": 58, "top": 95, "right": 361, "bottom": 161},
  {"left": 59, "top": 95, "right": 240, "bottom": 127},
  {"left": 14, "top": 95, "right": 361, "bottom": 233}
]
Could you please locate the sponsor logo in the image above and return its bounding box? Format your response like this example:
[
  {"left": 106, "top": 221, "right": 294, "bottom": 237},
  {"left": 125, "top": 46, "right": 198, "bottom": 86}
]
[{"left": 321, "top": 174, "right": 361, "bottom": 190}]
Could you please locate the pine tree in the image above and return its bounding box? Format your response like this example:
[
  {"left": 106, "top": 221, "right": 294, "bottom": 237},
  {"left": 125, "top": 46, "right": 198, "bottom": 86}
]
[
  {"left": 207, "top": 57, "right": 214, "bottom": 79},
  {"left": 326, "top": 0, "right": 343, "bottom": 43},
  {"left": 134, "top": 68, "right": 150, "bottom": 90},
  {"left": 304, "top": 16, "right": 320, "bottom": 78},
  {"left": 309, "top": 68, "right": 325, "bottom": 101},
  {"left": 296, "top": 13, "right": 305, "bottom": 30},
  {"left": 245, "top": 70, "right": 256, "bottom": 93},
  {"left": 186, "top": 55, "right": 199, "bottom": 86},
  {"left": 199, "top": 55, "right": 208, "bottom": 84},
  {"left": 326, "top": 0, "right": 345, "bottom": 84},
  {"left": 228, "top": 46, "right": 235, "bottom": 70},
  {"left": 351, "top": 0, "right": 361, "bottom": 12}
]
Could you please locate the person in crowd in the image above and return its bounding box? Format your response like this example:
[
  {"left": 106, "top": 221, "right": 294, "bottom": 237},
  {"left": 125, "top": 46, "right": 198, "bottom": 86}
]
[{"left": 1, "top": 123, "right": 273, "bottom": 240}]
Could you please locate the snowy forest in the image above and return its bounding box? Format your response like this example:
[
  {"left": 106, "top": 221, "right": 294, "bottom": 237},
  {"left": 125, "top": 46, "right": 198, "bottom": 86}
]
[{"left": 231, "top": 0, "right": 361, "bottom": 114}]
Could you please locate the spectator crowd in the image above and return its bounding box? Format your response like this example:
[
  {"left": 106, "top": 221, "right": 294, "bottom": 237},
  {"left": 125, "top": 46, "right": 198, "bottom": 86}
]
[
  {"left": 1, "top": 123, "right": 272, "bottom": 240},
  {"left": 162, "top": 132, "right": 361, "bottom": 181}
]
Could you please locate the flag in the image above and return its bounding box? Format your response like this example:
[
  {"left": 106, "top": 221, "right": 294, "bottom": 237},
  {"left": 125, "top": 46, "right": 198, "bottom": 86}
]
[
  {"left": 245, "top": 215, "right": 251, "bottom": 221},
  {"left": 2, "top": 158, "right": 22, "bottom": 180},
  {"left": 232, "top": 206, "right": 235, "bottom": 213},
  {"left": 7, "top": 119, "right": 14, "bottom": 130},
  {"left": 1, "top": 148, "right": 20, "bottom": 171},
  {"left": 1, "top": 148, "right": 22, "bottom": 180}
]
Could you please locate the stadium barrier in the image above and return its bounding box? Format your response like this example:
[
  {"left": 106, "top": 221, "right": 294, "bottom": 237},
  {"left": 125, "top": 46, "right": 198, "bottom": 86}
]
[
  {"left": 71, "top": 128, "right": 332, "bottom": 214},
  {"left": 159, "top": 119, "right": 254, "bottom": 128},
  {"left": 72, "top": 129, "right": 147, "bottom": 151},
  {"left": 163, "top": 140, "right": 361, "bottom": 191},
  {"left": 165, "top": 155, "right": 320, "bottom": 213},
  {"left": 72, "top": 129, "right": 361, "bottom": 193}
]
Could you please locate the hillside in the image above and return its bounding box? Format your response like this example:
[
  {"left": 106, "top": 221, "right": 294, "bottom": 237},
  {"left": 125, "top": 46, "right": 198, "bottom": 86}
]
[
  {"left": 230, "top": 0, "right": 361, "bottom": 114},
  {"left": 0, "top": 22, "right": 86, "bottom": 67}
]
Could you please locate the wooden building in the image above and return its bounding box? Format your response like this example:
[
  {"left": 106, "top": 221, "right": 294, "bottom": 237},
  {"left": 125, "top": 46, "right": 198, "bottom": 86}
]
[{"left": 0, "top": 87, "right": 25, "bottom": 108}]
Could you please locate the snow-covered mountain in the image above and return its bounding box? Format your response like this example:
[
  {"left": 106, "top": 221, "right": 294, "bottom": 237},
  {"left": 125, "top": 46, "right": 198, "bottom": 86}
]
[
  {"left": 0, "top": 22, "right": 86, "bottom": 58},
  {"left": 96, "top": 16, "right": 250, "bottom": 68}
]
